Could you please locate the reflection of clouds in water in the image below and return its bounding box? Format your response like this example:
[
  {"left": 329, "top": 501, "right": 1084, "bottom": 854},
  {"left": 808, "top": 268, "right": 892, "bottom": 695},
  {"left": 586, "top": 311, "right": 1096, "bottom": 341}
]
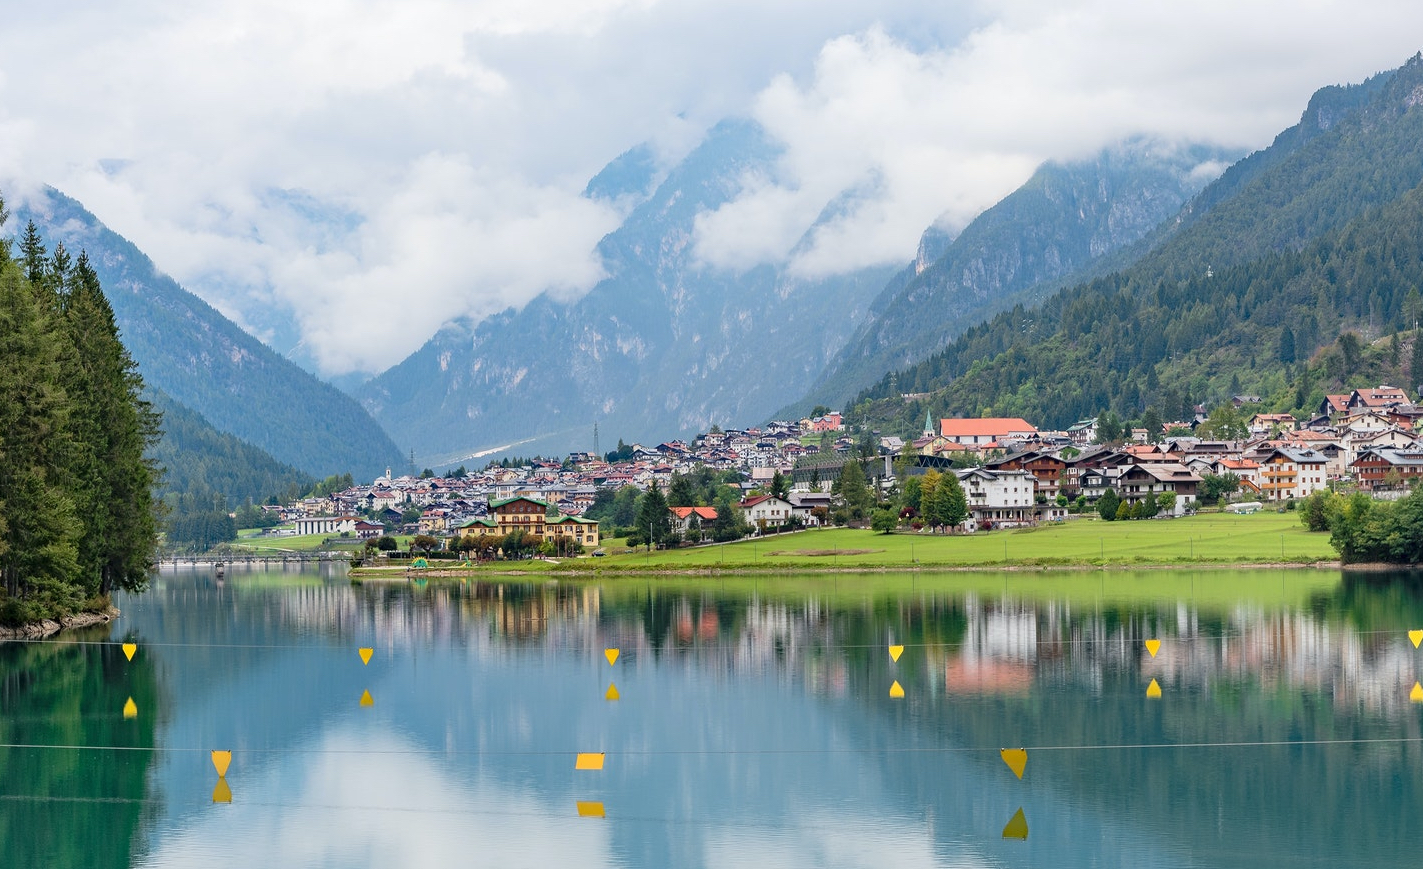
[
  {"left": 704, "top": 813, "right": 977, "bottom": 869},
  {"left": 135, "top": 729, "right": 612, "bottom": 869}
]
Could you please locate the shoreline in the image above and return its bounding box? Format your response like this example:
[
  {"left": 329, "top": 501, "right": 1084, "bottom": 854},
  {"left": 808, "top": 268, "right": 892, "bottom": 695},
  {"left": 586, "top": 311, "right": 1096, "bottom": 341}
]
[
  {"left": 350, "top": 560, "right": 1345, "bottom": 580},
  {"left": 0, "top": 606, "right": 121, "bottom": 641}
]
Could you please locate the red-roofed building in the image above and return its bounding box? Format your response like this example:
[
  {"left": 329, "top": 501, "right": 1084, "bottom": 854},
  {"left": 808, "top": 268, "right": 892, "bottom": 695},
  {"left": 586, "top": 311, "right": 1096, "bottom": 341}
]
[
  {"left": 670, "top": 506, "right": 718, "bottom": 534},
  {"left": 736, "top": 495, "right": 794, "bottom": 528},
  {"left": 939, "top": 418, "right": 1037, "bottom": 445}
]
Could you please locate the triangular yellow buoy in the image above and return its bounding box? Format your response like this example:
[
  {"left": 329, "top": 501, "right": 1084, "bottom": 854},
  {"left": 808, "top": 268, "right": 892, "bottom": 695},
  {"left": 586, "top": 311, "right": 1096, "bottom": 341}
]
[
  {"left": 1147, "top": 678, "right": 1162, "bottom": 699},
  {"left": 605, "top": 683, "right": 620, "bottom": 701},
  {"left": 889, "top": 680, "right": 905, "bottom": 699},
  {"left": 122, "top": 643, "right": 136, "bottom": 662},
  {"left": 576, "top": 801, "right": 606, "bottom": 818},
  {"left": 889, "top": 644, "right": 904, "bottom": 662},
  {"left": 575, "top": 753, "right": 605, "bottom": 770},
  {"left": 359, "top": 690, "right": 374, "bottom": 707},
  {"left": 1000, "top": 748, "right": 1027, "bottom": 780},
  {"left": 212, "top": 778, "right": 232, "bottom": 804},
  {"left": 1001, "top": 807, "right": 1028, "bottom": 840},
  {"left": 1145, "top": 639, "right": 1161, "bottom": 658},
  {"left": 123, "top": 697, "right": 137, "bottom": 719},
  {"left": 604, "top": 648, "right": 620, "bottom": 666},
  {"left": 1410, "top": 630, "right": 1423, "bottom": 649},
  {"left": 211, "top": 750, "right": 232, "bottom": 778},
  {"left": 1412, "top": 682, "right": 1423, "bottom": 703},
  {"left": 358, "top": 647, "right": 374, "bottom": 665}
]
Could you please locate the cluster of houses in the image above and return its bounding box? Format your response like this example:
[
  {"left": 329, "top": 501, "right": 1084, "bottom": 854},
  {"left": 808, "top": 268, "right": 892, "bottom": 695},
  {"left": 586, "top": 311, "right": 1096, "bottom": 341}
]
[{"left": 258, "top": 385, "right": 1423, "bottom": 546}]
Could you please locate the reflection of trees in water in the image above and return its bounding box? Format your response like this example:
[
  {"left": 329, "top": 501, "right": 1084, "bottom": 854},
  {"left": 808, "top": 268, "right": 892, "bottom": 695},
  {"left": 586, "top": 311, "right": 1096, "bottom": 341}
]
[{"left": 0, "top": 627, "right": 160, "bottom": 869}]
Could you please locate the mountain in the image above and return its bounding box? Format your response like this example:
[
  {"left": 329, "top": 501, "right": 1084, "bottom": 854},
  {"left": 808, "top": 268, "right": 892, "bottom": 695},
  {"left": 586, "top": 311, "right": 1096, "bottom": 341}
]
[
  {"left": 361, "top": 120, "right": 896, "bottom": 463},
  {"left": 147, "top": 388, "right": 315, "bottom": 509},
  {"left": 784, "top": 139, "right": 1240, "bottom": 415},
  {"left": 848, "top": 54, "right": 1423, "bottom": 434},
  {"left": 11, "top": 189, "right": 406, "bottom": 480}
]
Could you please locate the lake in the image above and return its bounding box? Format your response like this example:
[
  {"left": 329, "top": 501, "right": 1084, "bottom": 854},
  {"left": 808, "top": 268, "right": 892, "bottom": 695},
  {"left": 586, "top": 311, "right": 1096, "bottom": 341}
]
[{"left": 3, "top": 565, "right": 1422, "bottom": 868}]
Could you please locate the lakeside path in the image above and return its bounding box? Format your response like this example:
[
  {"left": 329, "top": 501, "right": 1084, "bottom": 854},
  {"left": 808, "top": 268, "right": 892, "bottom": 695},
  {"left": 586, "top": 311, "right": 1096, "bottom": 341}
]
[{"left": 354, "top": 512, "right": 1343, "bottom": 577}]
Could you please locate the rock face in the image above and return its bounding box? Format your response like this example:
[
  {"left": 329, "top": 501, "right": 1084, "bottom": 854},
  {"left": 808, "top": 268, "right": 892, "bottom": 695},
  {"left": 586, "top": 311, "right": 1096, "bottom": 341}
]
[
  {"left": 361, "top": 119, "right": 894, "bottom": 462},
  {"left": 13, "top": 190, "right": 406, "bottom": 480},
  {"left": 788, "top": 139, "right": 1241, "bottom": 414},
  {"left": 0, "top": 607, "right": 120, "bottom": 641}
]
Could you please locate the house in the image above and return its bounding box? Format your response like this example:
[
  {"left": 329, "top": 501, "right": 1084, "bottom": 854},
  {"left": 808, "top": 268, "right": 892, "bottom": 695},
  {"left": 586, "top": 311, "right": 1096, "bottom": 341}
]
[
  {"left": 788, "top": 492, "right": 833, "bottom": 526},
  {"left": 985, "top": 450, "right": 1065, "bottom": 499},
  {"left": 457, "top": 517, "right": 499, "bottom": 538},
  {"left": 954, "top": 468, "right": 1037, "bottom": 529},
  {"left": 294, "top": 515, "right": 359, "bottom": 536},
  {"left": 1347, "top": 386, "right": 1409, "bottom": 411},
  {"left": 736, "top": 495, "right": 796, "bottom": 529},
  {"left": 1353, "top": 447, "right": 1423, "bottom": 490},
  {"left": 490, "top": 496, "right": 550, "bottom": 537},
  {"left": 545, "top": 515, "right": 600, "bottom": 548},
  {"left": 1116, "top": 463, "right": 1202, "bottom": 513},
  {"left": 351, "top": 520, "right": 384, "bottom": 540},
  {"left": 1318, "top": 394, "right": 1352, "bottom": 418},
  {"left": 669, "top": 506, "right": 718, "bottom": 534},
  {"left": 939, "top": 417, "right": 1038, "bottom": 446},
  {"left": 1256, "top": 448, "right": 1329, "bottom": 501},
  {"left": 1249, "top": 413, "right": 1297, "bottom": 435}
]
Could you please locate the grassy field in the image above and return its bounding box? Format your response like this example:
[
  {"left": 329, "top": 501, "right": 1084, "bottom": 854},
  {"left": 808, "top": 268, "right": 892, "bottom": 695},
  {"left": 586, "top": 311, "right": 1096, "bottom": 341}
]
[
  {"left": 232, "top": 531, "right": 370, "bottom": 552},
  {"left": 571, "top": 511, "right": 1335, "bottom": 571}
]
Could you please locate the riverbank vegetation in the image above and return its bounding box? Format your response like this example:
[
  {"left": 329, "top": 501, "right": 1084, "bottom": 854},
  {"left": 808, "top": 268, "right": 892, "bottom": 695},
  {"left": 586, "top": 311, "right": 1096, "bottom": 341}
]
[
  {"left": 1303, "top": 488, "right": 1423, "bottom": 565},
  {"left": 0, "top": 198, "right": 161, "bottom": 623}
]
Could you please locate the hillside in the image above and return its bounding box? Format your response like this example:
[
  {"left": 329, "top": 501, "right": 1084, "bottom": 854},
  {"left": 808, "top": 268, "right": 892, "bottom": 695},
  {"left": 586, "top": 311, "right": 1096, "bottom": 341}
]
[
  {"left": 361, "top": 119, "right": 895, "bottom": 464},
  {"left": 787, "top": 139, "right": 1239, "bottom": 415},
  {"left": 11, "top": 189, "right": 405, "bottom": 480},
  {"left": 849, "top": 55, "right": 1423, "bottom": 435}
]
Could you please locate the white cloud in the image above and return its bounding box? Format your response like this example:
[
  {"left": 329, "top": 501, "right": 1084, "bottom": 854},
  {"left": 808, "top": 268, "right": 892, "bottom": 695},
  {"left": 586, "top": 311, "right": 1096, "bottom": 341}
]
[{"left": 2, "top": 0, "right": 1422, "bottom": 373}]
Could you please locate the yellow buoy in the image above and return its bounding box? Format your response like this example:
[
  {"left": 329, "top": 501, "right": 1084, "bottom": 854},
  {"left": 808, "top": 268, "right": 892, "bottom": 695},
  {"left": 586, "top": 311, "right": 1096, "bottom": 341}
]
[
  {"left": 605, "top": 683, "right": 620, "bottom": 701},
  {"left": 122, "top": 643, "right": 136, "bottom": 662},
  {"left": 1001, "top": 748, "right": 1027, "bottom": 780},
  {"left": 211, "top": 750, "right": 233, "bottom": 778},
  {"left": 576, "top": 801, "right": 606, "bottom": 818},
  {"left": 1411, "top": 682, "right": 1423, "bottom": 703},
  {"left": 889, "top": 644, "right": 904, "bottom": 662},
  {"left": 1001, "top": 807, "right": 1028, "bottom": 840},
  {"left": 358, "top": 647, "right": 374, "bottom": 665},
  {"left": 212, "top": 778, "right": 232, "bottom": 804},
  {"left": 1410, "top": 630, "right": 1423, "bottom": 649},
  {"left": 575, "top": 753, "right": 605, "bottom": 771},
  {"left": 889, "top": 680, "right": 905, "bottom": 699},
  {"left": 1147, "top": 678, "right": 1162, "bottom": 699},
  {"left": 360, "top": 690, "right": 374, "bottom": 707},
  {"left": 604, "top": 648, "right": 620, "bottom": 666},
  {"left": 1144, "top": 639, "right": 1161, "bottom": 658},
  {"left": 123, "top": 697, "right": 137, "bottom": 719}
]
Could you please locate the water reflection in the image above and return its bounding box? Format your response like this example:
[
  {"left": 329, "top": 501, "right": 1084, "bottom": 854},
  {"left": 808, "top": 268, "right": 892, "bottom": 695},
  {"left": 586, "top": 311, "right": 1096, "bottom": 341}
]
[{"left": 3, "top": 565, "right": 1422, "bottom": 868}]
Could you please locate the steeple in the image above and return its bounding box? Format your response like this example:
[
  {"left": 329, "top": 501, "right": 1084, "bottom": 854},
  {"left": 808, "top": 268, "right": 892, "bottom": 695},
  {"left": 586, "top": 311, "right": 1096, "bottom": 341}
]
[{"left": 923, "top": 409, "right": 934, "bottom": 438}]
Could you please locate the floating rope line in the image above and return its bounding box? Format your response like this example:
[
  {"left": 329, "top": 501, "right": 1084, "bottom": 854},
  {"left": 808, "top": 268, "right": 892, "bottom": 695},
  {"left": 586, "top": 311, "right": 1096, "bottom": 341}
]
[{"left": 1, "top": 735, "right": 1420, "bottom": 757}]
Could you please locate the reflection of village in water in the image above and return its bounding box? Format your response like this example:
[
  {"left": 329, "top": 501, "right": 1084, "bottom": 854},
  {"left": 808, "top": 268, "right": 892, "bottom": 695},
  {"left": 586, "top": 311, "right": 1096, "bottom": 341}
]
[{"left": 223, "top": 566, "right": 1423, "bottom": 720}]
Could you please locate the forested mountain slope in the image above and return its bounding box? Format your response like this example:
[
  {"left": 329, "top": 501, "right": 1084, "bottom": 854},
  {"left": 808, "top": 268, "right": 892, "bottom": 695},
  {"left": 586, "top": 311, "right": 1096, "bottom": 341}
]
[
  {"left": 11, "top": 189, "right": 405, "bottom": 480},
  {"left": 850, "top": 55, "right": 1423, "bottom": 435}
]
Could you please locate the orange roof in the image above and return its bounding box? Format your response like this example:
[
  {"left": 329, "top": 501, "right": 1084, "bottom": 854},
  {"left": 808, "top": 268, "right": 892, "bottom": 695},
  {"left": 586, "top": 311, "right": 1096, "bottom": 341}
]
[
  {"left": 940, "top": 418, "right": 1036, "bottom": 438},
  {"left": 670, "top": 506, "right": 718, "bottom": 521}
]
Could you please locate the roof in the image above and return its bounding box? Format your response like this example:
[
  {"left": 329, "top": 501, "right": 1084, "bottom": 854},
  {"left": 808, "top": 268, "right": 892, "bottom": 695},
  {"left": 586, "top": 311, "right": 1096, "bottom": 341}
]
[
  {"left": 940, "top": 417, "right": 1037, "bottom": 438},
  {"left": 489, "top": 496, "right": 550, "bottom": 509},
  {"left": 670, "top": 506, "right": 719, "bottom": 521}
]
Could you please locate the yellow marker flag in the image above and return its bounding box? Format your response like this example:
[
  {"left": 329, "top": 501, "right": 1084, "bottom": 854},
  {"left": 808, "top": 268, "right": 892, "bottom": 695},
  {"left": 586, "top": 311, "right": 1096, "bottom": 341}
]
[
  {"left": 1410, "top": 630, "right": 1423, "bottom": 649},
  {"left": 1001, "top": 807, "right": 1028, "bottom": 840},
  {"left": 604, "top": 648, "right": 620, "bottom": 666},
  {"left": 1001, "top": 748, "right": 1027, "bottom": 780},
  {"left": 212, "top": 778, "right": 233, "bottom": 804},
  {"left": 360, "top": 690, "right": 374, "bottom": 707},
  {"left": 889, "top": 680, "right": 905, "bottom": 699},
  {"left": 605, "top": 683, "right": 620, "bottom": 701},
  {"left": 122, "top": 643, "right": 137, "bottom": 662},
  {"left": 1144, "top": 639, "right": 1161, "bottom": 658},
  {"left": 889, "top": 644, "right": 904, "bottom": 662},
  {"left": 1412, "top": 682, "right": 1423, "bottom": 703},
  {"left": 575, "top": 753, "right": 606, "bottom": 771},
  {"left": 211, "top": 750, "right": 232, "bottom": 778},
  {"left": 1147, "top": 678, "right": 1162, "bottom": 699},
  {"left": 358, "top": 647, "right": 374, "bottom": 665},
  {"left": 123, "top": 697, "right": 137, "bottom": 719},
  {"left": 576, "top": 801, "right": 606, "bottom": 818}
]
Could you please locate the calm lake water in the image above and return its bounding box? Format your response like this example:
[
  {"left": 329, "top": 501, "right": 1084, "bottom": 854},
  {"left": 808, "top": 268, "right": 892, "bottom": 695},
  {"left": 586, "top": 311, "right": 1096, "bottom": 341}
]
[{"left": 3, "top": 565, "right": 1423, "bottom": 868}]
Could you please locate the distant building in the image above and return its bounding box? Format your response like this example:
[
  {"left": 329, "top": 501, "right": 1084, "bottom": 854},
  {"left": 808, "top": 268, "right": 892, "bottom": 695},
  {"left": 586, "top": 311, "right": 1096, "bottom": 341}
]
[{"left": 940, "top": 418, "right": 1038, "bottom": 446}]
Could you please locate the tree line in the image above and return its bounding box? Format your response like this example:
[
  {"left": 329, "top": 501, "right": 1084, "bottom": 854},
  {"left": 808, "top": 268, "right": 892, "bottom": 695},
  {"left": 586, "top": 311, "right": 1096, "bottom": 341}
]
[{"left": 0, "top": 197, "right": 162, "bottom": 622}]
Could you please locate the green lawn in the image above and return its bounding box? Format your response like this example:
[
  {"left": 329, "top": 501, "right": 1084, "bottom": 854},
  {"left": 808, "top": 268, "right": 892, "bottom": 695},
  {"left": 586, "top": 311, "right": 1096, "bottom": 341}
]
[
  {"left": 232, "top": 532, "right": 363, "bottom": 552},
  {"left": 580, "top": 511, "right": 1335, "bottom": 570}
]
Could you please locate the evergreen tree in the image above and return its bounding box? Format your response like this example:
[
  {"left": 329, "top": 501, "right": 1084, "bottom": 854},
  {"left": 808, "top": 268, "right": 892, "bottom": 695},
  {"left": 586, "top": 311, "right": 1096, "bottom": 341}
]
[
  {"left": 769, "top": 471, "right": 789, "bottom": 500},
  {"left": 1097, "top": 488, "right": 1121, "bottom": 522},
  {"left": 18, "top": 221, "right": 47, "bottom": 289},
  {"left": 833, "top": 460, "right": 873, "bottom": 524},
  {"left": 666, "top": 473, "right": 697, "bottom": 508},
  {"left": 1279, "top": 326, "right": 1296, "bottom": 365},
  {"left": 1140, "top": 407, "right": 1163, "bottom": 444},
  {"left": 1411, "top": 332, "right": 1423, "bottom": 397},
  {"left": 935, "top": 472, "right": 968, "bottom": 530},
  {"left": 636, "top": 481, "right": 671, "bottom": 550}
]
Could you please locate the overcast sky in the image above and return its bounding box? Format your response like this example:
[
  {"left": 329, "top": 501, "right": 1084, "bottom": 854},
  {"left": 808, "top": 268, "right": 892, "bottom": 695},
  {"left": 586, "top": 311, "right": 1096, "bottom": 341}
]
[{"left": 2, "top": 0, "right": 1421, "bottom": 377}]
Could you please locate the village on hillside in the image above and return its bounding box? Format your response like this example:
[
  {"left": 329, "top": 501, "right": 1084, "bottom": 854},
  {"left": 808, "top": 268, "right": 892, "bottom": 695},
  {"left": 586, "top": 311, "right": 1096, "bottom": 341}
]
[{"left": 248, "top": 388, "right": 1423, "bottom": 555}]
